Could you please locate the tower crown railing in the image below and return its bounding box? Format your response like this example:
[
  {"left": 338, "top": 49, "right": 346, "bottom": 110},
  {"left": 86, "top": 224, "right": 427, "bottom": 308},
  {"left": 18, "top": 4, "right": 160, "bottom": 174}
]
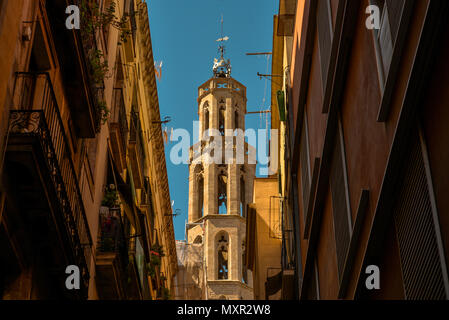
[{"left": 198, "top": 78, "right": 247, "bottom": 101}]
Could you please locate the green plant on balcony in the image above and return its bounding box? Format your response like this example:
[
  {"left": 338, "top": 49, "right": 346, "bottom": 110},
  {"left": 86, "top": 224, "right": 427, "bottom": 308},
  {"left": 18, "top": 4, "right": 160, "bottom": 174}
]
[
  {"left": 96, "top": 99, "right": 110, "bottom": 125},
  {"left": 79, "top": 0, "right": 116, "bottom": 35},
  {"left": 79, "top": 1, "right": 115, "bottom": 84},
  {"left": 101, "top": 184, "right": 119, "bottom": 208},
  {"left": 89, "top": 49, "right": 109, "bottom": 85},
  {"left": 151, "top": 243, "right": 165, "bottom": 258},
  {"left": 113, "top": 15, "right": 132, "bottom": 45},
  {"left": 146, "top": 252, "right": 161, "bottom": 278},
  {"left": 79, "top": 0, "right": 134, "bottom": 47}
]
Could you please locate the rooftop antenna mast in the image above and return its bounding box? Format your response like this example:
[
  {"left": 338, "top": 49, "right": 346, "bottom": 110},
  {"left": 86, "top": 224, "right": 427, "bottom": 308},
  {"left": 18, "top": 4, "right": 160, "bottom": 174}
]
[{"left": 219, "top": 14, "right": 224, "bottom": 59}]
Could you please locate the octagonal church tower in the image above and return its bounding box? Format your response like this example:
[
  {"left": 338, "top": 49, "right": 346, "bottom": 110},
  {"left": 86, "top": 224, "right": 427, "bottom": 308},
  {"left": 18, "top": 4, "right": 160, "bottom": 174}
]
[{"left": 186, "top": 43, "right": 256, "bottom": 300}]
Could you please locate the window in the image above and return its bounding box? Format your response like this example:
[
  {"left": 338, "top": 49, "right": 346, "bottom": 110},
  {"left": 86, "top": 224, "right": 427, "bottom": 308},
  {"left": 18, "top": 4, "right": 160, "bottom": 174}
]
[
  {"left": 317, "top": 0, "right": 333, "bottom": 96},
  {"left": 300, "top": 113, "right": 311, "bottom": 224},
  {"left": 87, "top": 136, "right": 99, "bottom": 181},
  {"left": 219, "top": 107, "right": 225, "bottom": 136},
  {"left": 393, "top": 128, "right": 449, "bottom": 299},
  {"left": 203, "top": 102, "right": 209, "bottom": 133},
  {"left": 242, "top": 241, "right": 248, "bottom": 284},
  {"left": 204, "top": 109, "right": 209, "bottom": 132},
  {"left": 234, "top": 110, "right": 239, "bottom": 130},
  {"left": 370, "top": 0, "right": 407, "bottom": 89},
  {"left": 198, "top": 176, "right": 204, "bottom": 218},
  {"left": 218, "top": 173, "right": 227, "bottom": 214},
  {"left": 217, "top": 233, "right": 229, "bottom": 279},
  {"left": 330, "top": 119, "right": 352, "bottom": 281},
  {"left": 240, "top": 176, "right": 246, "bottom": 217},
  {"left": 194, "top": 164, "right": 204, "bottom": 219}
]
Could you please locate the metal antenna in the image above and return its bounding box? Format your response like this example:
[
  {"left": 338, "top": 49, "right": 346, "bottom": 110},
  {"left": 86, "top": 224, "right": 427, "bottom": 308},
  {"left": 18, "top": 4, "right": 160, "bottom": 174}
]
[
  {"left": 213, "top": 15, "right": 231, "bottom": 77},
  {"left": 219, "top": 14, "right": 224, "bottom": 59}
]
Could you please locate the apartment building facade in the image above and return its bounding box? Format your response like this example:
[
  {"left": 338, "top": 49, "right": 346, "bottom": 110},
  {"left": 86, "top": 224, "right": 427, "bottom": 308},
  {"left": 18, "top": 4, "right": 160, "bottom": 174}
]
[
  {"left": 283, "top": 0, "right": 449, "bottom": 299},
  {"left": 0, "top": 0, "right": 176, "bottom": 300}
]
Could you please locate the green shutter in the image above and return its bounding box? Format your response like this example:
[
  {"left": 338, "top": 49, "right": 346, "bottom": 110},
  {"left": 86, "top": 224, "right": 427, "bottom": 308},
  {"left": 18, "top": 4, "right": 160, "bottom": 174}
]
[{"left": 276, "top": 90, "right": 286, "bottom": 122}]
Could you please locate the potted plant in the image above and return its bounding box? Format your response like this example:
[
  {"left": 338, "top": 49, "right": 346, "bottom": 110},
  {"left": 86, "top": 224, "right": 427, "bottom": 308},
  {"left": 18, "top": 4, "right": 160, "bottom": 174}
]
[{"left": 102, "top": 184, "right": 119, "bottom": 208}]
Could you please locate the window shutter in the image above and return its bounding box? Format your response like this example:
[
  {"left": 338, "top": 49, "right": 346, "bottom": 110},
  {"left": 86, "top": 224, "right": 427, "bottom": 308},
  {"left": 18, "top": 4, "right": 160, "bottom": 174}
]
[
  {"left": 300, "top": 116, "right": 311, "bottom": 224},
  {"left": 330, "top": 123, "right": 351, "bottom": 281},
  {"left": 393, "top": 130, "right": 448, "bottom": 300},
  {"left": 378, "top": 0, "right": 407, "bottom": 77},
  {"left": 317, "top": 0, "right": 333, "bottom": 94},
  {"left": 378, "top": 7, "right": 394, "bottom": 75},
  {"left": 386, "top": 0, "right": 406, "bottom": 45}
]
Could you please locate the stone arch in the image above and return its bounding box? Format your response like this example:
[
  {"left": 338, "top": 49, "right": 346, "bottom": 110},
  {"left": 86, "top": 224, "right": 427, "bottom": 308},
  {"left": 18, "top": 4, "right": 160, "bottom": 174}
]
[
  {"left": 203, "top": 102, "right": 209, "bottom": 132},
  {"left": 242, "top": 240, "right": 248, "bottom": 284},
  {"left": 218, "top": 98, "right": 225, "bottom": 135},
  {"left": 216, "top": 231, "right": 229, "bottom": 280},
  {"left": 240, "top": 175, "right": 246, "bottom": 217},
  {"left": 194, "top": 164, "right": 204, "bottom": 219},
  {"left": 217, "top": 167, "right": 228, "bottom": 214},
  {"left": 234, "top": 109, "right": 239, "bottom": 130}
]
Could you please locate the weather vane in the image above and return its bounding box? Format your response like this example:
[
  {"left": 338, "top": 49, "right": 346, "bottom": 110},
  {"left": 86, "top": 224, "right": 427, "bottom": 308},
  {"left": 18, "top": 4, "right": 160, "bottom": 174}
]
[{"left": 213, "top": 15, "right": 232, "bottom": 78}]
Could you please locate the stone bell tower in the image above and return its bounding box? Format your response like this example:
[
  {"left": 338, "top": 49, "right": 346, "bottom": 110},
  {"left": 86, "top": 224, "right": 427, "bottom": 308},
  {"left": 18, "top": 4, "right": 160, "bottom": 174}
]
[{"left": 186, "top": 41, "right": 256, "bottom": 300}]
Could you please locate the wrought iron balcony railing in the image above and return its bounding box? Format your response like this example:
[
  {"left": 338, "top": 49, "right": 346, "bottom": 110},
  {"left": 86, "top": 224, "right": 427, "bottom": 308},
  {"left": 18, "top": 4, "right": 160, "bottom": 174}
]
[
  {"left": 9, "top": 72, "right": 93, "bottom": 291},
  {"left": 128, "top": 110, "right": 145, "bottom": 188},
  {"left": 110, "top": 88, "right": 129, "bottom": 153},
  {"left": 140, "top": 176, "right": 151, "bottom": 207}
]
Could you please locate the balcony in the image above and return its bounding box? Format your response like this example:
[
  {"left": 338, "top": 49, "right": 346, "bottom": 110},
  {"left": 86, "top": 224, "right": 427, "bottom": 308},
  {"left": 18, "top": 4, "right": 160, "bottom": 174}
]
[
  {"left": 109, "top": 88, "right": 129, "bottom": 172},
  {"left": 96, "top": 207, "right": 129, "bottom": 299},
  {"left": 139, "top": 177, "right": 151, "bottom": 208},
  {"left": 44, "top": 0, "right": 101, "bottom": 137},
  {"left": 128, "top": 111, "right": 145, "bottom": 189},
  {"left": 6, "top": 72, "right": 92, "bottom": 298}
]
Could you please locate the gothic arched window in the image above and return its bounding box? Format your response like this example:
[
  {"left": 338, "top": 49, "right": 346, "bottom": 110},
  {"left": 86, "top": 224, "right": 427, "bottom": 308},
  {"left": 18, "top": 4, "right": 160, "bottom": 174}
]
[
  {"left": 242, "top": 241, "right": 248, "bottom": 284},
  {"left": 218, "top": 173, "right": 227, "bottom": 214},
  {"left": 194, "top": 164, "right": 204, "bottom": 219},
  {"left": 234, "top": 110, "right": 239, "bottom": 130},
  {"left": 217, "top": 233, "right": 229, "bottom": 279},
  {"left": 219, "top": 106, "right": 225, "bottom": 136},
  {"left": 198, "top": 175, "right": 204, "bottom": 218},
  {"left": 204, "top": 103, "right": 209, "bottom": 132},
  {"left": 240, "top": 176, "right": 246, "bottom": 217}
]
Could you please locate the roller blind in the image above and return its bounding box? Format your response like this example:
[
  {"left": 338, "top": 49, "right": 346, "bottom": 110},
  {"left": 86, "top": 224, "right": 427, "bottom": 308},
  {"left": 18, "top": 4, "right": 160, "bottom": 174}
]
[{"left": 393, "top": 130, "right": 447, "bottom": 300}]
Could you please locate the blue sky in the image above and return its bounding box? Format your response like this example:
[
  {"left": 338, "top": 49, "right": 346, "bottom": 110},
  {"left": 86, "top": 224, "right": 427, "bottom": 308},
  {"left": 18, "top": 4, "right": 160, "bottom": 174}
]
[{"left": 147, "top": 0, "right": 277, "bottom": 240}]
